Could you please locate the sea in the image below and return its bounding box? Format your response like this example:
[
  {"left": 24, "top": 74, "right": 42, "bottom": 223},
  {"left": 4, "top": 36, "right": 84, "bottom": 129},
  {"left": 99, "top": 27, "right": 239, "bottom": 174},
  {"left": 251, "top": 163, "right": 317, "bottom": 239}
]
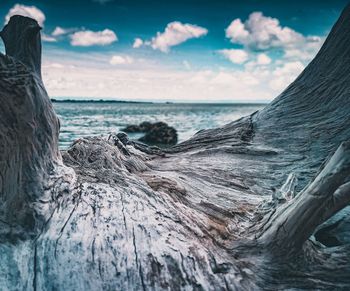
[{"left": 53, "top": 101, "right": 266, "bottom": 149}]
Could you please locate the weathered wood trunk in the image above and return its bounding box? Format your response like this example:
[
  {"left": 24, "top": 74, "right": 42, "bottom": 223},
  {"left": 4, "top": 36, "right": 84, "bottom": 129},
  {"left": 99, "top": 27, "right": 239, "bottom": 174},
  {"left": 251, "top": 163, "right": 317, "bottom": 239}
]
[{"left": 0, "top": 6, "right": 350, "bottom": 290}]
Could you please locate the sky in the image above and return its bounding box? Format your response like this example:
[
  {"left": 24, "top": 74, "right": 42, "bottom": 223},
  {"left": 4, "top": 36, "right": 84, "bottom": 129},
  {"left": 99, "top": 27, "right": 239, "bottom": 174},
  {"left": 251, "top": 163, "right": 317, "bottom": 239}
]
[{"left": 0, "top": 0, "right": 348, "bottom": 102}]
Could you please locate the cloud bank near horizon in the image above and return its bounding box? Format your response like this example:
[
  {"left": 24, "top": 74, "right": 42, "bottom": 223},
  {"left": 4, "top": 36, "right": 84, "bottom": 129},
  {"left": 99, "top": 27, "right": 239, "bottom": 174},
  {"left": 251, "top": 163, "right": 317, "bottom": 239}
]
[{"left": 1, "top": 2, "right": 329, "bottom": 101}]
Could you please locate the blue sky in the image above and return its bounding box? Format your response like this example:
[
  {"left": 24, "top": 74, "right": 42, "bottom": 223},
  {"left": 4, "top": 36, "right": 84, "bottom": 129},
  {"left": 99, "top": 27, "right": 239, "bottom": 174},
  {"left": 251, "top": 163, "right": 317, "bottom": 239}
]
[{"left": 0, "top": 0, "right": 348, "bottom": 102}]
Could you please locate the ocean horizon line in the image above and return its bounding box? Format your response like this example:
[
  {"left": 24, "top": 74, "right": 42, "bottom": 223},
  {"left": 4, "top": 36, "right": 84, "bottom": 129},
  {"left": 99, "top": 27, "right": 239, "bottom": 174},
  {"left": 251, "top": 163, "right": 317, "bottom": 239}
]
[{"left": 51, "top": 97, "right": 270, "bottom": 105}]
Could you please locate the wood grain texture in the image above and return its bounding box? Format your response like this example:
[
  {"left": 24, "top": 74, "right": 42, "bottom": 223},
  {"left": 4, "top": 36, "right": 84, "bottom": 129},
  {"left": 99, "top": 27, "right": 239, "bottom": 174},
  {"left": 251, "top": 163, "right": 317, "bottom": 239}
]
[{"left": 0, "top": 6, "right": 350, "bottom": 290}]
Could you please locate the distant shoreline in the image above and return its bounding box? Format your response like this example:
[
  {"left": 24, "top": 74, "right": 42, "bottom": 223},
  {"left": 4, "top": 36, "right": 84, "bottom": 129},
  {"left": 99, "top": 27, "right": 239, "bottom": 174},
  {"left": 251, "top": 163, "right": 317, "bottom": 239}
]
[
  {"left": 51, "top": 98, "right": 154, "bottom": 104},
  {"left": 51, "top": 98, "right": 269, "bottom": 105}
]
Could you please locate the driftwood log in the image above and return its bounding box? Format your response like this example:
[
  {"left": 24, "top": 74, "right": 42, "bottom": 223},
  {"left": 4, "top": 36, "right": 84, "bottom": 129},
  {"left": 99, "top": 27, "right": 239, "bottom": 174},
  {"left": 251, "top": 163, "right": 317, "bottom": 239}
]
[{"left": 0, "top": 6, "right": 350, "bottom": 290}]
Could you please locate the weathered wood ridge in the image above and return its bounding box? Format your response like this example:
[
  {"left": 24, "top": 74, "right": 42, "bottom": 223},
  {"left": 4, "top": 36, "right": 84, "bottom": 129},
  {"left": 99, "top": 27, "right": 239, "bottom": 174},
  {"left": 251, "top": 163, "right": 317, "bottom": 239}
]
[{"left": 0, "top": 6, "right": 350, "bottom": 290}]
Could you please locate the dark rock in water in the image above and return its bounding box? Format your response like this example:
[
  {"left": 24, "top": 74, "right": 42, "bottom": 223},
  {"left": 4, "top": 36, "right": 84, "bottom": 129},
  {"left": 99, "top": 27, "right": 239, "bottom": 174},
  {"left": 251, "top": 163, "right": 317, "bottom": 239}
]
[
  {"left": 122, "top": 124, "right": 138, "bottom": 132},
  {"left": 122, "top": 121, "right": 152, "bottom": 133},
  {"left": 139, "top": 122, "right": 178, "bottom": 145},
  {"left": 122, "top": 121, "right": 178, "bottom": 145},
  {"left": 139, "top": 121, "right": 153, "bottom": 132}
]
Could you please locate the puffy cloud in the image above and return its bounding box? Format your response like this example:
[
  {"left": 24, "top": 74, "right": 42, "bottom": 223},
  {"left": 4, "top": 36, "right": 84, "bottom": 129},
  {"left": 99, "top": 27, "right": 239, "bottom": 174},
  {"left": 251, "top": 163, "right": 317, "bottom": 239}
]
[
  {"left": 52, "top": 26, "right": 69, "bottom": 36},
  {"left": 273, "top": 61, "right": 304, "bottom": 76},
  {"left": 284, "top": 49, "right": 309, "bottom": 60},
  {"left": 70, "top": 29, "right": 117, "bottom": 46},
  {"left": 109, "top": 55, "right": 134, "bottom": 65},
  {"left": 42, "top": 34, "right": 57, "bottom": 42},
  {"left": 149, "top": 21, "right": 208, "bottom": 52},
  {"left": 5, "top": 4, "right": 46, "bottom": 27},
  {"left": 225, "top": 19, "right": 249, "bottom": 41},
  {"left": 226, "top": 12, "right": 315, "bottom": 51},
  {"left": 224, "top": 12, "right": 323, "bottom": 68},
  {"left": 244, "top": 53, "right": 272, "bottom": 70},
  {"left": 269, "top": 61, "right": 304, "bottom": 91},
  {"left": 284, "top": 36, "right": 323, "bottom": 61},
  {"left": 133, "top": 38, "right": 143, "bottom": 48},
  {"left": 43, "top": 27, "right": 77, "bottom": 43},
  {"left": 219, "top": 49, "right": 249, "bottom": 64},
  {"left": 256, "top": 53, "right": 271, "bottom": 65}
]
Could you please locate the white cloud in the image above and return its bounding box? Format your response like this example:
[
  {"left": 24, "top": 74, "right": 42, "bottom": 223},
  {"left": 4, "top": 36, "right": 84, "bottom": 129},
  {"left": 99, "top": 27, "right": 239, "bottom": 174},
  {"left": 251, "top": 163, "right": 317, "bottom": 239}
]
[
  {"left": 42, "top": 27, "right": 76, "bottom": 43},
  {"left": 41, "top": 38, "right": 308, "bottom": 103},
  {"left": 225, "top": 12, "right": 315, "bottom": 51},
  {"left": 244, "top": 53, "right": 272, "bottom": 70},
  {"left": 133, "top": 38, "right": 143, "bottom": 48},
  {"left": 109, "top": 55, "right": 134, "bottom": 65},
  {"left": 149, "top": 21, "right": 208, "bottom": 53},
  {"left": 42, "top": 34, "right": 57, "bottom": 42},
  {"left": 219, "top": 49, "right": 249, "bottom": 64},
  {"left": 70, "top": 29, "right": 117, "bottom": 46},
  {"left": 225, "top": 19, "right": 249, "bottom": 42},
  {"left": 284, "top": 49, "right": 308, "bottom": 60},
  {"left": 42, "top": 53, "right": 280, "bottom": 102},
  {"left": 273, "top": 61, "right": 304, "bottom": 76},
  {"left": 224, "top": 12, "right": 323, "bottom": 70},
  {"left": 256, "top": 53, "right": 271, "bottom": 65},
  {"left": 269, "top": 61, "right": 304, "bottom": 91},
  {"left": 5, "top": 4, "right": 46, "bottom": 27},
  {"left": 42, "top": 55, "right": 274, "bottom": 102},
  {"left": 209, "top": 72, "right": 239, "bottom": 85},
  {"left": 43, "top": 62, "right": 65, "bottom": 69},
  {"left": 284, "top": 36, "right": 323, "bottom": 61},
  {"left": 52, "top": 26, "right": 69, "bottom": 36}
]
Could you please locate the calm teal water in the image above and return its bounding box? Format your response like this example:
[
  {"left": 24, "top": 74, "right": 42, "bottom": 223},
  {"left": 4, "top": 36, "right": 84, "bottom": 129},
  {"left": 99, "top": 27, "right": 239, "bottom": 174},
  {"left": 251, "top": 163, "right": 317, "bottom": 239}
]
[{"left": 53, "top": 102, "right": 266, "bottom": 149}]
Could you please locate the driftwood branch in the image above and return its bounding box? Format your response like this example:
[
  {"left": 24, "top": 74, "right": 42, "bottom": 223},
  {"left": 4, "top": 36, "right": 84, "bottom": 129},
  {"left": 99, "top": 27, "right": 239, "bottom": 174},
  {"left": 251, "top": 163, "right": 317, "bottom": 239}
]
[
  {"left": 259, "top": 141, "right": 350, "bottom": 251},
  {"left": 0, "top": 15, "right": 42, "bottom": 78},
  {"left": 0, "top": 16, "right": 59, "bottom": 234}
]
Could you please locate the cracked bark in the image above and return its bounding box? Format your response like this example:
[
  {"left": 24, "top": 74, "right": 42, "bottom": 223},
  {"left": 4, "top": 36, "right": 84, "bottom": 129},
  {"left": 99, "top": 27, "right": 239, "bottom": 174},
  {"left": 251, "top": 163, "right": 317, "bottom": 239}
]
[{"left": 0, "top": 6, "right": 350, "bottom": 291}]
